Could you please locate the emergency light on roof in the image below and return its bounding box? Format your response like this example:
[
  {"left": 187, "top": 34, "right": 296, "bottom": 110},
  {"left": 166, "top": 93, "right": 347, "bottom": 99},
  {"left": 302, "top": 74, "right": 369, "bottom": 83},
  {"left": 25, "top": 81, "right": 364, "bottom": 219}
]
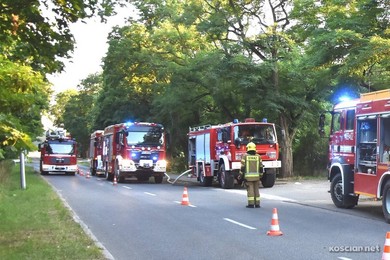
[
  {"left": 262, "top": 118, "right": 267, "bottom": 123},
  {"left": 233, "top": 119, "right": 239, "bottom": 123},
  {"left": 245, "top": 118, "right": 255, "bottom": 122}
]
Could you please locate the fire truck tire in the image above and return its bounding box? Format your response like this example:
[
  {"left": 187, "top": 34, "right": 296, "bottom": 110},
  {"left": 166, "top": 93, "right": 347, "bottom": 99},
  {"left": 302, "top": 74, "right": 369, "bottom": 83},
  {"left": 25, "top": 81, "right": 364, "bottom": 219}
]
[
  {"left": 41, "top": 171, "right": 48, "bottom": 175},
  {"left": 105, "top": 165, "right": 113, "bottom": 181},
  {"left": 382, "top": 180, "right": 390, "bottom": 223},
  {"left": 199, "top": 167, "right": 212, "bottom": 186},
  {"left": 261, "top": 170, "right": 276, "bottom": 188},
  {"left": 115, "top": 162, "right": 124, "bottom": 183},
  {"left": 218, "top": 163, "right": 234, "bottom": 189},
  {"left": 330, "top": 173, "right": 357, "bottom": 209},
  {"left": 154, "top": 175, "right": 163, "bottom": 184}
]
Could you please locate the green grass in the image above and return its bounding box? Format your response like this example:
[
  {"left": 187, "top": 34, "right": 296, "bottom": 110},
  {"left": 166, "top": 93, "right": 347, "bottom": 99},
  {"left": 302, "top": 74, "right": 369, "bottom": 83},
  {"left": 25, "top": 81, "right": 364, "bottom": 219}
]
[{"left": 0, "top": 160, "right": 106, "bottom": 260}]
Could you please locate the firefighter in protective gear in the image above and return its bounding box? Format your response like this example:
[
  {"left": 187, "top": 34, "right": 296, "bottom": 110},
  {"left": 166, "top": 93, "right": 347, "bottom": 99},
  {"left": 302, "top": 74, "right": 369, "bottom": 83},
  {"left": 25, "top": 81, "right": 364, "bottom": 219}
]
[{"left": 240, "top": 142, "right": 263, "bottom": 208}]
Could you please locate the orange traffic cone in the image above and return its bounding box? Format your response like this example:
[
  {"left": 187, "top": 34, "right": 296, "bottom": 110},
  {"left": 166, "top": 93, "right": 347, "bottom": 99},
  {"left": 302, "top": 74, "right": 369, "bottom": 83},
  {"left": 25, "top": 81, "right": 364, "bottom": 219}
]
[
  {"left": 267, "top": 208, "right": 283, "bottom": 236},
  {"left": 86, "top": 171, "right": 91, "bottom": 179},
  {"left": 382, "top": 232, "right": 390, "bottom": 260},
  {"left": 113, "top": 175, "right": 117, "bottom": 186},
  {"left": 181, "top": 187, "right": 190, "bottom": 206}
]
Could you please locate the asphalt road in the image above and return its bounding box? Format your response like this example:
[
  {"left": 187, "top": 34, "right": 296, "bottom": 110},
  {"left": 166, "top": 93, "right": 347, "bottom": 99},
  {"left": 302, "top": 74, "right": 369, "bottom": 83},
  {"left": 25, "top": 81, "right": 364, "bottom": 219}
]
[{"left": 31, "top": 163, "right": 388, "bottom": 260}]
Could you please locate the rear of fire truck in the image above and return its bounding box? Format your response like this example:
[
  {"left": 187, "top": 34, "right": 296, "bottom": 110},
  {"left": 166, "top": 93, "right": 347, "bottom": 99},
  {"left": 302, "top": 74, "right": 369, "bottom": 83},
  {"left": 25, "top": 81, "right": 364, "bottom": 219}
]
[
  {"left": 89, "top": 130, "right": 104, "bottom": 176},
  {"left": 39, "top": 127, "right": 78, "bottom": 175}
]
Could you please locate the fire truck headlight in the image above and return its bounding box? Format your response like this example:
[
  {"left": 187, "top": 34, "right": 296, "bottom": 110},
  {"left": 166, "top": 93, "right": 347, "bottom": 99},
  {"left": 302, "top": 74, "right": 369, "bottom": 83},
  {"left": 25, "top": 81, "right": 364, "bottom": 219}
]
[
  {"left": 121, "top": 159, "right": 134, "bottom": 167},
  {"left": 266, "top": 151, "right": 277, "bottom": 159},
  {"left": 156, "top": 160, "right": 167, "bottom": 168}
]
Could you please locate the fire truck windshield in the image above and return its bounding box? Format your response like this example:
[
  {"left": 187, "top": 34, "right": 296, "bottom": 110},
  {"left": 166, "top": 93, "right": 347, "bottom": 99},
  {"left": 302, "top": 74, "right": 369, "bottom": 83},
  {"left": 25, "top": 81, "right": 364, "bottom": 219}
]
[
  {"left": 238, "top": 125, "right": 276, "bottom": 145},
  {"left": 47, "top": 143, "right": 74, "bottom": 155},
  {"left": 126, "top": 126, "right": 163, "bottom": 146}
]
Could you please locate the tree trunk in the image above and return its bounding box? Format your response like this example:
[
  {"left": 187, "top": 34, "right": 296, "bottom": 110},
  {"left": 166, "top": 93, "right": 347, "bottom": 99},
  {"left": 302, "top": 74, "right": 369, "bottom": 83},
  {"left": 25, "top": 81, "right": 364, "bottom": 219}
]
[{"left": 279, "top": 114, "right": 294, "bottom": 178}]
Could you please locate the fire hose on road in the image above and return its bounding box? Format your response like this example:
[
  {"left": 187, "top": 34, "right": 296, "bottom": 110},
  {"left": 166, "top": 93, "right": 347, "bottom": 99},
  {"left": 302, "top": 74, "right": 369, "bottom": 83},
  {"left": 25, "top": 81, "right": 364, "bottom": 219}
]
[{"left": 164, "top": 169, "right": 192, "bottom": 185}]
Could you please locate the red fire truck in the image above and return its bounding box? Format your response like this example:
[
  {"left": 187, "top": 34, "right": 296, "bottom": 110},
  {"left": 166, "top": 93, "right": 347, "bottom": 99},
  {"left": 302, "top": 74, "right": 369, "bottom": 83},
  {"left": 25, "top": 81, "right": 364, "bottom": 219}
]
[
  {"left": 322, "top": 89, "right": 390, "bottom": 223},
  {"left": 89, "top": 130, "right": 104, "bottom": 176},
  {"left": 103, "top": 122, "right": 167, "bottom": 183},
  {"left": 39, "top": 127, "right": 78, "bottom": 175},
  {"left": 188, "top": 118, "right": 281, "bottom": 189}
]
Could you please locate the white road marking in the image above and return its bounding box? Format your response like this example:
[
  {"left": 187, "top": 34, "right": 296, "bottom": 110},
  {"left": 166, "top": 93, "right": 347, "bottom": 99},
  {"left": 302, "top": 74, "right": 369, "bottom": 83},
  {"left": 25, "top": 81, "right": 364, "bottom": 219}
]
[
  {"left": 261, "top": 194, "right": 297, "bottom": 202},
  {"left": 123, "top": 186, "right": 132, "bottom": 190},
  {"left": 338, "top": 257, "right": 352, "bottom": 260},
  {"left": 174, "top": 201, "right": 197, "bottom": 207},
  {"left": 223, "top": 218, "right": 256, "bottom": 230},
  {"left": 220, "top": 189, "right": 296, "bottom": 202},
  {"left": 144, "top": 192, "right": 156, "bottom": 196}
]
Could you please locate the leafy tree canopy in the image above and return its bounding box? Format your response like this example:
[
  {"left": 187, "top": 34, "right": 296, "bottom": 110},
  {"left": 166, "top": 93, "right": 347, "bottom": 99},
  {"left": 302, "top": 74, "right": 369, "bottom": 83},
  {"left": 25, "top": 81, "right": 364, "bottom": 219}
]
[{"left": 0, "top": 0, "right": 128, "bottom": 74}]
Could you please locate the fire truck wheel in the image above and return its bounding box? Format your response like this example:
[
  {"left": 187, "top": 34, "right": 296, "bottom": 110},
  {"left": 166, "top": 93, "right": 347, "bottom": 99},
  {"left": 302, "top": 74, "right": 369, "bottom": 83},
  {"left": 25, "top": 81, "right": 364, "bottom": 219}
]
[
  {"left": 105, "top": 168, "right": 113, "bottom": 181},
  {"left": 41, "top": 171, "right": 48, "bottom": 175},
  {"left": 218, "top": 163, "right": 234, "bottom": 189},
  {"left": 382, "top": 180, "right": 390, "bottom": 223},
  {"left": 154, "top": 175, "right": 163, "bottom": 184},
  {"left": 199, "top": 167, "right": 212, "bottom": 187},
  {"left": 115, "top": 162, "right": 124, "bottom": 183},
  {"left": 330, "top": 173, "right": 357, "bottom": 209},
  {"left": 261, "top": 170, "right": 276, "bottom": 188}
]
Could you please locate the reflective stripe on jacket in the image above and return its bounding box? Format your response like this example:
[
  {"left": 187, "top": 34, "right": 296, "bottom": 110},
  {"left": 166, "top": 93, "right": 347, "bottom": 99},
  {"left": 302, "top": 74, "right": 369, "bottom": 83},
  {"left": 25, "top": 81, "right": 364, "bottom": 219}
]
[{"left": 241, "top": 154, "right": 262, "bottom": 181}]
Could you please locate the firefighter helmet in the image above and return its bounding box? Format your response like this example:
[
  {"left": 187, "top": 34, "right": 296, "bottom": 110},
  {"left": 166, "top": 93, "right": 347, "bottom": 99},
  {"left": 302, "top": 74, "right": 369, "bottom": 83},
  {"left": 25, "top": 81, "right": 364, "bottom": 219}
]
[{"left": 246, "top": 142, "right": 256, "bottom": 152}]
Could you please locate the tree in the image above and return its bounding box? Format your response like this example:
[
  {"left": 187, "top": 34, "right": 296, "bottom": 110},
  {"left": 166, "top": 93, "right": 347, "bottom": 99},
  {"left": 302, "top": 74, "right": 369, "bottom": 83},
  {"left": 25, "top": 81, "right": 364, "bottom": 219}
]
[
  {"left": 0, "top": 55, "right": 50, "bottom": 158},
  {"left": 292, "top": 0, "right": 390, "bottom": 92},
  {"left": 0, "top": 0, "right": 127, "bottom": 158},
  {"left": 0, "top": 0, "right": 127, "bottom": 74},
  {"left": 61, "top": 73, "right": 103, "bottom": 157},
  {"left": 51, "top": 90, "right": 78, "bottom": 127}
]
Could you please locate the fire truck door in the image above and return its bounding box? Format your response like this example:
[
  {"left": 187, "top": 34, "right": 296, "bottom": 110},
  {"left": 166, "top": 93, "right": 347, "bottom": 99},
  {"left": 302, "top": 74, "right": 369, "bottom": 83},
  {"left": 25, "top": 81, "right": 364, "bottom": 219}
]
[{"left": 195, "top": 133, "right": 211, "bottom": 164}]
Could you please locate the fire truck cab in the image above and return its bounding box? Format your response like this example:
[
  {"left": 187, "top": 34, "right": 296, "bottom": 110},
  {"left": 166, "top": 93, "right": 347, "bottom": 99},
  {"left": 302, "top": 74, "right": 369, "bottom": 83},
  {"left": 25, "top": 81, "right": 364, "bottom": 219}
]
[
  {"left": 323, "top": 89, "right": 390, "bottom": 223},
  {"left": 39, "top": 127, "right": 78, "bottom": 175},
  {"left": 89, "top": 130, "right": 104, "bottom": 176},
  {"left": 103, "top": 122, "right": 167, "bottom": 183},
  {"left": 188, "top": 118, "right": 281, "bottom": 189}
]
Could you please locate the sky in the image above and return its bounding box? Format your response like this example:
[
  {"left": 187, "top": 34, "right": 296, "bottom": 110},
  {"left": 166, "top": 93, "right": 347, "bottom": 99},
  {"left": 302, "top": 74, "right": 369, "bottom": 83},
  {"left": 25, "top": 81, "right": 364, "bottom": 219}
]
[{"left": 46, "top": 7, "right": 134, "bottom": 94}]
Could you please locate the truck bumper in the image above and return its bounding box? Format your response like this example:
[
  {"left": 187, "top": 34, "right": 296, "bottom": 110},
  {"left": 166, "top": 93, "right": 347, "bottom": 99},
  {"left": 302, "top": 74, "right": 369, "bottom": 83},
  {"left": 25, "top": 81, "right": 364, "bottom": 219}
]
[
  {"left": 262, "top": 160, "right": 281, "bottom": 168},
  {"left": 42, "top": 164, "right": 78, "bottom": 173}
]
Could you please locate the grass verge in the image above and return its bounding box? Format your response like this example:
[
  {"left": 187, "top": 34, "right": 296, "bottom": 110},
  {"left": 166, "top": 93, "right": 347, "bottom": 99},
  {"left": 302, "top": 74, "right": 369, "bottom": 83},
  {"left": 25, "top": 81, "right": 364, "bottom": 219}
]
[{"left": 0, "top": 160, "right": 106, "bottom": 260}]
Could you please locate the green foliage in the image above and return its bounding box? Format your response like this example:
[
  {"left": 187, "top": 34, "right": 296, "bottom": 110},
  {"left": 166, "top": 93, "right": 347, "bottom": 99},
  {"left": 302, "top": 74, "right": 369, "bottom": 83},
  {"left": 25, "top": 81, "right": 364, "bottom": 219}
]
[
  {"left": 54, "top": 0, "right": 389, "bottom": 177},
  {"left": 51, "top": 89, "right": 78, "bottom": 127},
  {"left": 0, "top": 0, "right": 126, "bottom": 159},
  {"left": 59, "top": 73, "right": 103, "bottom": 157},
  {"left": 0, "top": 0, "right": 126, "bottom": 74},
  {"left": 0, "top": 55, "right": 50, "bottom": 158},
  {"left": 291, "top": 0, "right": 390, "bottom": 91}
]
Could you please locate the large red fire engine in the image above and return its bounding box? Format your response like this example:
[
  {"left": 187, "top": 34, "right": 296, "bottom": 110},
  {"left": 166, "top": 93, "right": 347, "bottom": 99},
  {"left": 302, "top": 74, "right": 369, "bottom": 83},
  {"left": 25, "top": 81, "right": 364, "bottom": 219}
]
[
  {"left": 103, "top": 122, "right": 167, "bottom": 183},
  {"left": 188, "top": 118, "right": 281, "bottom": 189},
  {"left": 322, "top": 89, "right": 390, "bottom": 223},
  {"left": 89, "top": 130, "right": 104, "bottom": 176},
  {"left": 39, "top": 126, "right": 78, "bottom": 175}
]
